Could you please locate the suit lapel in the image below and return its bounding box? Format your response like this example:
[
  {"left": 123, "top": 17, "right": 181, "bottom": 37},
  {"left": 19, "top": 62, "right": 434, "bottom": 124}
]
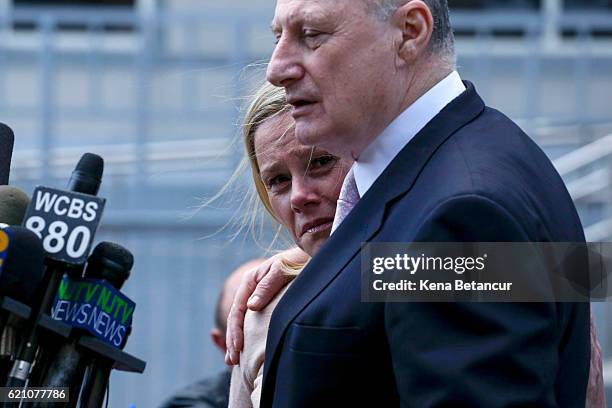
[{"left": 261, "top": 82, "right": 485, "bottom": 404}]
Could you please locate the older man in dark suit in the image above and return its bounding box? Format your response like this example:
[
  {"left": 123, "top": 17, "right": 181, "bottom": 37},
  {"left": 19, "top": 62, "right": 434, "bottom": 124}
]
[{"left": 227, "top": 1, "right": 600, "bottom": 406}]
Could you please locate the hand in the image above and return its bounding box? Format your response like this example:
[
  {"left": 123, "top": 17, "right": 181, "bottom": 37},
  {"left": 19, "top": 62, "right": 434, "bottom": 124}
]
[{"left": 225, "top": 247, "right": 309, "bottom": 365}]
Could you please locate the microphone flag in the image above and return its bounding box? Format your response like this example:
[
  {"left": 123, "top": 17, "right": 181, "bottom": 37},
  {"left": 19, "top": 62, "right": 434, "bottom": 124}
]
[
  {"left": 50, "top": 276, "right": 135, "bottom": 348},
  {"left": 22, "top": 186, "right": 105, "bottom": 265}
]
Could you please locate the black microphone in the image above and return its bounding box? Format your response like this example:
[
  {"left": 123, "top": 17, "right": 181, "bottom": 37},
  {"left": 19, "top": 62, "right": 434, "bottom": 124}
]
[
  {"left": 0, "top": 226, "right": 46, "bottom": 304},
  {"left": 85, "top": 242, "right": 133, "bottom": 289},
  {"left": 79, "top": 242, "right": 134, "bottom": 408},
  {"left": 0, "top": 226, "right": 46, "bottom": 383},
  {"left": 35, "top": 242, "right": 134, "bottom": 408},
  {"left": 28, "top": 152, "right": 105, "bottom": 312},
  {"left": 0, "top": 188, "right": 34, "bottom": 301},
  {"left": 0, "top": 123, "right": 15, "bottom": 186},
  {"left": 0, "top": 188, "right": 32, "bottom": 301},
  {"left": 7, "top": 153, "right": 105, "bottom": 389},
  {"left": 0, "top": 187, "right": 33, "bottom": 381},
  {"left": 67, "top": 153, "right": 104, "bottom": 196}
]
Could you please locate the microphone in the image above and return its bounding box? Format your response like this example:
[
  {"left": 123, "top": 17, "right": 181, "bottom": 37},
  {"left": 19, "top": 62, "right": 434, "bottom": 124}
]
[
  {"left": 80, "top": 242, "right": 134, "bottom": 408},
  {"left": 0, "top": 123, "right": 15, "bottom": 186},
  {"left": 67, "top": 153, "right": 104, "bottom": 196},
  {"left": 0, "top": 186, "right": 29, "bottom": 227},
  {"left": 7, "top": 153, "right": 106, "bottom": 389},
  {"left": 0, "top": 226, "right": 45, "bottom": 383},
  {"left": 36, "top": 242, "right": 134, "bottom": 408},
  {"left": 85, "top": 241, "right": 133, "bottom": 289},
  {"left": 22, "top": 153, "right": 105, "bottom": 266},
  {"left": 0, "top": 187, "right": 33, "bottom": 382},
  {"left": 0, "top": 226, "right": 46, "bottom": 304}
]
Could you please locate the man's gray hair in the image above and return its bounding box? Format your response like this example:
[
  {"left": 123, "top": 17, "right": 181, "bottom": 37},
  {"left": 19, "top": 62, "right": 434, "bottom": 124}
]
[{"left": 372, "top": 0, "right": 455, "bottom": 63}]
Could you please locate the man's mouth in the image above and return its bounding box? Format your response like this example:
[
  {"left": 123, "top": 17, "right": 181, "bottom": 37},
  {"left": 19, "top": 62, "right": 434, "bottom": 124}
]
[
  {"left": 292, "top": 100, "right": 313, "bottom": 108},
  {"left": 288, "top": 97, "right": 317, "bottom": 117}
]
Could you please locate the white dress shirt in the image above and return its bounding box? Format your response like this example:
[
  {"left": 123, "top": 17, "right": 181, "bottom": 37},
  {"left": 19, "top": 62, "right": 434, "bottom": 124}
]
[{"left": 353, "top": 71, "right": 466, "bottom": 197}]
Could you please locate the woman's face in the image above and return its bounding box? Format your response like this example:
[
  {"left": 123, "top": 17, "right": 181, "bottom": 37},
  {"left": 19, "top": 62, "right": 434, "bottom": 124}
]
[{"left": 254, "top": 112, "right": 351, "bottom": 256}]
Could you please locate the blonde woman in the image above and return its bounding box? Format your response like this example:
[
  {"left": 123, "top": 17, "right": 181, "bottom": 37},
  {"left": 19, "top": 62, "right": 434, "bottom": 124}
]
[{"left": 228, "top": 82, "right": 351, "bottom": 407}]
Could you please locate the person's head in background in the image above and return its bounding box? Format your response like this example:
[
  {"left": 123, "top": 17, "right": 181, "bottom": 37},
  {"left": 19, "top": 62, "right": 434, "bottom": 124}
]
[
  {"left": 242, "top": 82, "right": 352, "bottom": 257},
  {"left": 210, "top": 258, "right": 265, "bottom": 353}
]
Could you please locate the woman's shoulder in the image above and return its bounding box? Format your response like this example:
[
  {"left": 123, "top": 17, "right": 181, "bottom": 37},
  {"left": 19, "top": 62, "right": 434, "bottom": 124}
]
[{"left": 244, "top": 282, "right": 292, "bottom": 338}]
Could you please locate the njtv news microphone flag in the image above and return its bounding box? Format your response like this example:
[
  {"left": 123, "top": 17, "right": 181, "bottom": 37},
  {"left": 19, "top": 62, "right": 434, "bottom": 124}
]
[{"left": 51, "top": 277, "right": 135, "bottom": 348}]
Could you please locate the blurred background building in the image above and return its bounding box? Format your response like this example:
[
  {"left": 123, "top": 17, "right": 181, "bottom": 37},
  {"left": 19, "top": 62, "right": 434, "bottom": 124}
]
[{"left": 1, "top": 0, "right": 611, "bottom": 406}]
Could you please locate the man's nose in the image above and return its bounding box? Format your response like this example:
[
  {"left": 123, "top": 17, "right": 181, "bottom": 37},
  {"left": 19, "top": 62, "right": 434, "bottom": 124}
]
[
  {"left": 290, "top": 178, "right": 320, "bottom": 213},
  {"left": 267, "top": 37, "right": 304, "bottom": 87}
]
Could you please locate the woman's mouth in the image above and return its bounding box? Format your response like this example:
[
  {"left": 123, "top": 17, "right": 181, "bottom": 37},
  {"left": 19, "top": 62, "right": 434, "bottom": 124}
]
[{"left": 301, "top": 219, "right": 334, "bottom": 236}]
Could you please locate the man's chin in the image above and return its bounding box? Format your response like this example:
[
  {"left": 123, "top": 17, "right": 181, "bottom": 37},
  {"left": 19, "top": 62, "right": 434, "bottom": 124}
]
[
  {"left": 295, "top": 122, "right": 348, "bottom": 158},
  {"left": 295, "top": 123, "right": 324, "bottom": 148}
]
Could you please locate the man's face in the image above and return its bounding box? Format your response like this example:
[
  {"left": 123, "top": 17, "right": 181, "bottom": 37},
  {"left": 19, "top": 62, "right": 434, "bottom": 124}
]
[{"left": 267, "top": 0, "right": 404, "bottom": 159}]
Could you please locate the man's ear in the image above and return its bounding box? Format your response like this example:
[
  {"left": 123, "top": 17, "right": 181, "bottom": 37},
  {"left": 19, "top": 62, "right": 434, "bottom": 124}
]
[
  {"left": 393, "top": 0, "right": 434, "bottom": 63},
  {"left": 211, "top": 328, "right": 227, "bottom": 354}
]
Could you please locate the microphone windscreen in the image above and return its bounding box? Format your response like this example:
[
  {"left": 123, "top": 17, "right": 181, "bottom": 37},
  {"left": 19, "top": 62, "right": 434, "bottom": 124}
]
[
  {"left": 0, "top": 226, "right": 45, "bottom": 303},
  {"left": 76, "top": 153, "right": 104, "bottom": 180},
  {"left": 68, "top": 153, "right": 104, "bottom": 195},
  {"left": 0, "top": 186, "right": 30, "bottom": 225},
  {"left": 0, "top": 123, "right": 15, "bottom": 185},
  {"left": 85, "top": 242, "right": 134, "bottom": 290}
]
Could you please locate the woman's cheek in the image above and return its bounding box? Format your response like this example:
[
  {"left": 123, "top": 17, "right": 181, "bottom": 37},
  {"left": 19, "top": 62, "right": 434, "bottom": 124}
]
[{"left": 269, "top": 194, "right": 292, "bottom": 230}]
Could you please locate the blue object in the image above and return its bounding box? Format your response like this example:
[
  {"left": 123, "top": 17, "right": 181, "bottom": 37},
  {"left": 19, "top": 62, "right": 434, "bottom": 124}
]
[{"left": 51, "top": 276, "right": 135, "bottom": 348}]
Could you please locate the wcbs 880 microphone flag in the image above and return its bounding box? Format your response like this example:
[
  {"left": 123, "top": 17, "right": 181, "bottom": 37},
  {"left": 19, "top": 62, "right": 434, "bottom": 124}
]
[{"left": 22, "top": 153, "right": 106, "bottom": 265}]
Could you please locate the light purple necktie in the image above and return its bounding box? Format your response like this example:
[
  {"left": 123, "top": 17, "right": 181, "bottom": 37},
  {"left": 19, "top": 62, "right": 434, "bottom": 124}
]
[{"left": 331, "top": 169, "right": 360, "bottom": 233}]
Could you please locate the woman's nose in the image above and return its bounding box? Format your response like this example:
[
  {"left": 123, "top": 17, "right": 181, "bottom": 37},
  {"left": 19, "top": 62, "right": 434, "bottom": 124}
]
[{"left": 290, "top": 178, "right": 320, "bottom": 213}]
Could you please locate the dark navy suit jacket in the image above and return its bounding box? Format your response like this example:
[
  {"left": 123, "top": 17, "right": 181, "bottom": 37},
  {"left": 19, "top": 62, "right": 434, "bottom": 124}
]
[{"left": 260, "top": 82, "right": 590, "bottom": 408}]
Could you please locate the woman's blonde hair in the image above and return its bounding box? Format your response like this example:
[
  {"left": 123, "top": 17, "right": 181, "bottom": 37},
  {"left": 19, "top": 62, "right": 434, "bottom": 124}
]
[
  {"left": 202, "top": 81, "right": 290, "bottom": 232},
  {"left": 242, "top": 81, "right": 293, "bottom": 223},
  {"left": 201, "top": 81, "right": 309, "bottom": 275},
  {"left": 242, "top": 82, "right": 308, "bottom": 276}
]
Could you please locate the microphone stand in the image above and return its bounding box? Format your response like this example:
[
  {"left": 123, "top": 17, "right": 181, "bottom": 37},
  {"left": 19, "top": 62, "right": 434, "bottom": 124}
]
[{"left": 79, "top": 359, "right": 111, "bottom": 408}]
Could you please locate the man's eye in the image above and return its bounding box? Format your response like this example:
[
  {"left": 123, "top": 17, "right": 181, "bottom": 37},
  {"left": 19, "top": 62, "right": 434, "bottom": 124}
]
[
  {"left": 303, "top": 29, "right": 319, "bottom": 38},
  {"left": 302, "top": 30, "right": 323, "bottom": 47},
  {"left": 272, "top": 29, "right": 283, "bottom": 44}
]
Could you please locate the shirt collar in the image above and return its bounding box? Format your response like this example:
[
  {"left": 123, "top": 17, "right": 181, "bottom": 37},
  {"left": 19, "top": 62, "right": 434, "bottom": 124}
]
[{"left": 352, "top": 71, "right": 466, "bottom": 197}]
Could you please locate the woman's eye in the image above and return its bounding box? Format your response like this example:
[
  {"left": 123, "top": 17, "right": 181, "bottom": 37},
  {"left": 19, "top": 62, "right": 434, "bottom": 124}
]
[
  {"left": 311, "top": 155, "right": 337, "bottom": 169},
  {"left": 267, "top": 175, "right": 290, "bottom": 189}
]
